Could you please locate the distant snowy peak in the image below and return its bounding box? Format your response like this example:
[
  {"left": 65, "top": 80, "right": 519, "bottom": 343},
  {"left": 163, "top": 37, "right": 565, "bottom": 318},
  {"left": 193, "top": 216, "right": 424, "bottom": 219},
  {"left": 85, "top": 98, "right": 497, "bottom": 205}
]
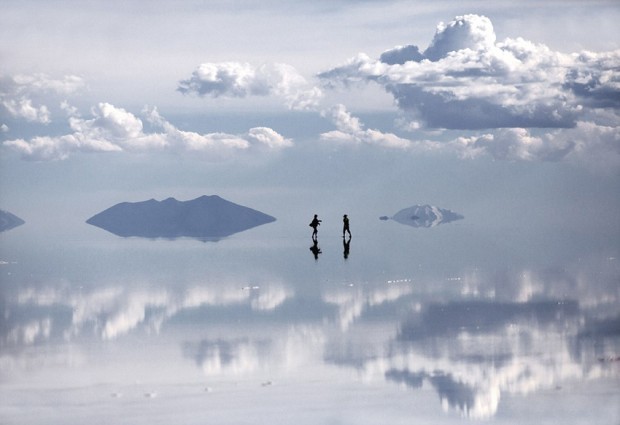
[
  {"left": 0, "top": 210, "right": 25, "bottom": 232},
  {"left": 387, "top": 205, "right": 463, "bottom": 228}
]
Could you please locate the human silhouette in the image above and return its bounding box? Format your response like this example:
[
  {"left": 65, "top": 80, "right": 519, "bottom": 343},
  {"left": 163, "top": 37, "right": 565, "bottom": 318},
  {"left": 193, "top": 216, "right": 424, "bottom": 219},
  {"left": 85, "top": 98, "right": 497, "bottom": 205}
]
[
  {"left": 310, "top": 238, "right": 322, "bottom": 260},
  {"left": 342, "top": 214, "right": 351, "bottom": 238},
  {"left": 343, "top": 235, "right": 351, "bottom": 259},
  {"left": 309, "top": 214, "right": 322, "bottom": 239}
]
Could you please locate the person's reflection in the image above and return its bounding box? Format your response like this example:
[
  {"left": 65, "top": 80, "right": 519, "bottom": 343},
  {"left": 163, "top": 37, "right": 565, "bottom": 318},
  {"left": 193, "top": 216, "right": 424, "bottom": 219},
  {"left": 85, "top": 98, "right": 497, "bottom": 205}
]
[
  {"left": 310, "top": 238, "right": 322, "bottom": 260},
  {"left": 343, "top": 235, "right": 351, "bottom": 259}
]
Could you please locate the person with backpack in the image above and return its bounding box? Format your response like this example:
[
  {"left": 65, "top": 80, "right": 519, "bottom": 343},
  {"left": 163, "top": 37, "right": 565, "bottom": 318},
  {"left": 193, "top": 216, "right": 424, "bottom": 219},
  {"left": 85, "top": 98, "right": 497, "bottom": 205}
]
[{"left": 309, "top": 214, "right": 322, "bottom": 239}]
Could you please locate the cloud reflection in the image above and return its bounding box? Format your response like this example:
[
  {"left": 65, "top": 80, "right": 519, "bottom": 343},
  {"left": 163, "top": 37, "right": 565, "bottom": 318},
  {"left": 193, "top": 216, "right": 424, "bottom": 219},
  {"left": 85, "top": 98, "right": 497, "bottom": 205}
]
[
  {"left": 322, "top": 281, "right": 413, "bottom": 330},
  {"left": 183, "top": 326, "right": 326, "bottom": 377},
  {"left": 337, "top": 294, "right": 617, "bottom": 419},
  {"left": 2, "top": 255, "right": 618, "bottom": 420},
  {"left": 5, "top": 279, "right": 293, "bottom": 343}
]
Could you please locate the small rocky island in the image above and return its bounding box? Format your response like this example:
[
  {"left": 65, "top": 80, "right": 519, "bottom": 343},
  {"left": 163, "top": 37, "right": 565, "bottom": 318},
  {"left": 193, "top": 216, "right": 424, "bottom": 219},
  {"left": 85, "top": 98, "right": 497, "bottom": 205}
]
[
  {"left": 86, "top": 195, "right": 276, "bottom": 239},
  {"left": 380, "top": 205, "right": 463, "bottom": 228},
  {"left": 0, "top": 210, "right": 25, "bottom": 232}
]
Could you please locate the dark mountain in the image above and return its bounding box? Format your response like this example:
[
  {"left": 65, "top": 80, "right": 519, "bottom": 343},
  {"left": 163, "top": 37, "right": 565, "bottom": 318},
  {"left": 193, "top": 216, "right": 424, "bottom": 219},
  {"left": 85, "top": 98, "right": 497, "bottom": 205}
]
[
  {"left": 0, "top": 210, "right": 25, "bottom": 232},
  {"left": 384, "top": 205, "right": 463, "bottom": 228},
  {"left": 86, "top": 195, "right": 276, "bottom": 239}
]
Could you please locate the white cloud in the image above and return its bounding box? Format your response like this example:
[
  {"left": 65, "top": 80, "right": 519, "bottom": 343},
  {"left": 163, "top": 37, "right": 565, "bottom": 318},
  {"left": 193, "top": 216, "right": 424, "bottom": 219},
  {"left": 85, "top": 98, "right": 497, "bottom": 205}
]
[
  {"left": 247, "top": 127, "right": 294, "bottom": 149},
  {"left": 2, "top": 98, "right": 51, "bottom": 124},
  {"left": 2, "top": 16, "right": 617, "bottom": 168},
  {"left": 317, "top": 14, "right": 620, "bottom": 167},
  {"left": 318, "top": 104, "right": 617, "bottom": 167},
  {"left": 414, "top": 121, "right": 619, "bottom": 166},
  {"left": 319, "top": 14, "right": 620, "bottom": 129},
  {"left": 178, "top": 62, "right": 323, "bottom": 110},
  {"left": 320, "top": 104, "right": 410, "bottom": 149},
  {"left": 562, "top": 120, "right": 620, "bottom": 169},
  {"left": 3, "top": 103, "right": 292, "bottom": 160},
  {"left": 10, "top": 74, "right": 85, "bottom": 95},
  {"left": 143, "top": 106, "right": 249, "bottom": 151},
  {"left": 0, "top": 73, "right": 85, "bottom": 124},
  {"left": 445, "top": 128, "right": 576, "bottom": 162},
  {"left": 423, "top": 14, "right": 496, "bottom": 61}
]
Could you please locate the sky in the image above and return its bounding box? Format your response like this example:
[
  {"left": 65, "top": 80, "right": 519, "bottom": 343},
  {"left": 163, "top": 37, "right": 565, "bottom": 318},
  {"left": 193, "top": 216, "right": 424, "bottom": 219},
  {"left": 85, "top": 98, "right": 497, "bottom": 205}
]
[{"left": 0, "top": 0, "right": 619, "bottom": 230}]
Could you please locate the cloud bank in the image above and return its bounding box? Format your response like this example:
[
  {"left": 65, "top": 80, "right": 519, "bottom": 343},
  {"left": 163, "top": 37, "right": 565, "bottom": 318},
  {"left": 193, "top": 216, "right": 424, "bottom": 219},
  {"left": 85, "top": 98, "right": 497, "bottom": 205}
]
[
  {"left": 2, "top": 15, "right": 618, "bottom": 168},
  {"left": 319, "top": 104, "right": 616, "bottom": 165},
  {"left": 319, "top": 14, "right": 619, "bottom": 130},
  {"left": 317, "top": 14, "right": 620, "bottom": 166},
  {"left": 4, "top": 103, "right": 292, "bottom": 161}
]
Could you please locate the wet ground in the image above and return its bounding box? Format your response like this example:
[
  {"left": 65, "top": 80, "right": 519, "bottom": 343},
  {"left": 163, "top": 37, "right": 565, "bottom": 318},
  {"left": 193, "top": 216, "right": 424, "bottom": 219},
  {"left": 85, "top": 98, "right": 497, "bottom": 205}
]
[{"left": 1, "top": 212, "right": 619, "bottom": 424}]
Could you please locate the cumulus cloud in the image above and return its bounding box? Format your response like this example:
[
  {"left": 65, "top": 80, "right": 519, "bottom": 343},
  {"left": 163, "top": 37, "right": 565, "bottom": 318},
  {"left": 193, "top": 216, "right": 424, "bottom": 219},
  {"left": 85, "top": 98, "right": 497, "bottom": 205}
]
[
  {"left": 3, "top": 102, "right": 292, "bottom": 160},
  {"left": 320, "top": 104, "right": 410, "bottom": 149},
  {"left": 178, "top": 62, "right": 323, "bottom": 110},
  {"left": 564, "top": 50, "right": 620, "bottom": 108},
  {"left": 318, "top": 104, "right": 616, "bottom": 166},
  {"left": 423, "top": 13, "right": 496, "bottom": 61},
  {"left": 317, "top": 14, "right": 620, "bottom": 166},
  {"left": 319, "top": 14, "right": 612, "bottom": 130},
  {"left": 2, "top": 98, "right": 51, "bottom": 124},
  {"left": 0, "top": 73, "right": 84, "bottom": 124},
  {"left": 413, "top": 120, "right": 618, "bottom": 166}
]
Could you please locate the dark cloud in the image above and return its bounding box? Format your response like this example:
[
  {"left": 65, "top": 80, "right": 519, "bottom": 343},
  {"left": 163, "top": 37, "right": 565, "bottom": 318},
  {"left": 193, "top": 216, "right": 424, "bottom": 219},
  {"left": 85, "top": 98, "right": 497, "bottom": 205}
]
[
  {"left": 379, "top": 45, "right": 424, "bottom": 65},
  {"left": 564, "top": 52, "right": 620, "bottom": 108},
  {"left": 388, "top": 84, "right": 578, "bottom": 130}
]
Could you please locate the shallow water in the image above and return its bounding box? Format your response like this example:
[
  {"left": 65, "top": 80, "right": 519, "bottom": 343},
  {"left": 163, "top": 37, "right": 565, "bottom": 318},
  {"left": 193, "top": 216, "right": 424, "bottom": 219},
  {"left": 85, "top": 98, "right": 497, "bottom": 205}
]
[{"left": 1, "top": 213, "right": 619, "bottom": 424}]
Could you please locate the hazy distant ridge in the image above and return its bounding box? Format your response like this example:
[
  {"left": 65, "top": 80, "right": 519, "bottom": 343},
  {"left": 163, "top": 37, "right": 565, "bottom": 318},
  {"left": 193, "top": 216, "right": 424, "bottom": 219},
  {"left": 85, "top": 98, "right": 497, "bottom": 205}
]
[
  {"left": 86, "top": 195, "right": 276, "bottom": 238},
  {"left": 0, "top": 210, "right": 25, "bottom": 232}
]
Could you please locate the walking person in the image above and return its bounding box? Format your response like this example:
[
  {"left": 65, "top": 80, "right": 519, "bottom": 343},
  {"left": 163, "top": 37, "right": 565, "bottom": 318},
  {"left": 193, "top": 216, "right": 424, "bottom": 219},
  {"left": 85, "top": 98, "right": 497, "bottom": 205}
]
[
  {"left": 309, "top": 214, "right": 322, "bottom": 239},
  {"left": 342, "top": 214, "right": 351, "bottom": 238}
]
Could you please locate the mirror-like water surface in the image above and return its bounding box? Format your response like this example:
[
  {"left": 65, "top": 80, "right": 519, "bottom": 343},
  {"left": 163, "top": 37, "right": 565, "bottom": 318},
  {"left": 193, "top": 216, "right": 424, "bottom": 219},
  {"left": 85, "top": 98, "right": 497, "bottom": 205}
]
[{"left": 1, "top": 211, "right": 619, "bottom": 424}]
